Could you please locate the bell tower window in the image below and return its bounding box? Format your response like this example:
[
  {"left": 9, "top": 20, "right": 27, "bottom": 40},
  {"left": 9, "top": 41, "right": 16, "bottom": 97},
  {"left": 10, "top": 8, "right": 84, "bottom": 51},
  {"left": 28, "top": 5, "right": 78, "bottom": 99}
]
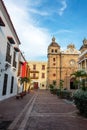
[
  {"left": 53, "top": 58, "right": 55, "bottom": 61},
  {"left": 51, "top": 49, "right": 54, "bottom": 53},
  {"left": 55, "top": 49, "right": 57, "bottom": 53}
]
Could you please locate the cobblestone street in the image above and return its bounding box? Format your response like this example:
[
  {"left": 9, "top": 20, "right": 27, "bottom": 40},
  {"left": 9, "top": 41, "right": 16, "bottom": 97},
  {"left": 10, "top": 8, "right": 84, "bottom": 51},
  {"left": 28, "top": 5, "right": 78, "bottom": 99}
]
[{"left": 2, "top": 90, "right": 86, "bottom": 130}]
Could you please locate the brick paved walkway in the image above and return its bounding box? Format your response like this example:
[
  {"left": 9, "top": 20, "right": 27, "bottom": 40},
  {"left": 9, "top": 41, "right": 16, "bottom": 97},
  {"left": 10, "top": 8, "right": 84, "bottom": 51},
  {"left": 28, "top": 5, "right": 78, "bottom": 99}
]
[
  {"left": 0, "top": 91, "right": 35, "bottom": 129},
  {"left": 0, "top": 90, "right": 87, "bottom": 130},
  {"left": 24, "top": 90, "right": 87, "bottom": 130}
]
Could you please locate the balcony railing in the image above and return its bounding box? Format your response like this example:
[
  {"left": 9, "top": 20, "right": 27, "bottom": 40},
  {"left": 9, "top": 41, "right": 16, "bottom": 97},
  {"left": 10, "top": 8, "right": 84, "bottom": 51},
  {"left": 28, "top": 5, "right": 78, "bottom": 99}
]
[{"left": 31, "top": 77, "right": 39, "bottom": 79}]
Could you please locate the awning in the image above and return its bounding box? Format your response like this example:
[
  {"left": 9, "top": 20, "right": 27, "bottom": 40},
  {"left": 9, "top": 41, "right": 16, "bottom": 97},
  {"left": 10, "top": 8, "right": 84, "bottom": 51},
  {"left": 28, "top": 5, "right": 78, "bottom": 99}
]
[
  {"left": 0, "top": 17, "right": 5, "bottom": 26},
  {"left": 7, "top": 36, "right": 15, "bottom": 44}
]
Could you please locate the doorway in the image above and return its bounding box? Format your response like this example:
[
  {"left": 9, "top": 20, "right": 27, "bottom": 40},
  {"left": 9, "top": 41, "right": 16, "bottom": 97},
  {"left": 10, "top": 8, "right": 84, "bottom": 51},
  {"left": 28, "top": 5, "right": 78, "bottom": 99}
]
[
  {"left": 70, "top": 78, "right": 76, "bottom": 89},
  {"left": 33, "top": 82, "right": 38, "bottom": 89}
]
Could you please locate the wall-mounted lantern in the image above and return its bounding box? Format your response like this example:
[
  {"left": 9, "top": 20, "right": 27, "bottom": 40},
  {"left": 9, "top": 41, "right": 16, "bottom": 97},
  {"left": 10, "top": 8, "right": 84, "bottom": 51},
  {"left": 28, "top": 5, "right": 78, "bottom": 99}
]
[{"left": 0, "top": 63, "right": 10, "bottom": 72}]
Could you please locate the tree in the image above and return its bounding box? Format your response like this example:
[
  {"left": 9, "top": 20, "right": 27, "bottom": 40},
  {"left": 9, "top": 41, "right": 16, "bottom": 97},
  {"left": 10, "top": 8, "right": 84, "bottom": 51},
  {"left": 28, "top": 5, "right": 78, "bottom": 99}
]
[
  {"left": 71, "top": 70, "right": 87, "bottom": 89},
  {"left": 59, "top": 79, "right": 64, "bottom": 90},
  {"left": 20, "top": 77, "right": 31, "bottom": 92}
]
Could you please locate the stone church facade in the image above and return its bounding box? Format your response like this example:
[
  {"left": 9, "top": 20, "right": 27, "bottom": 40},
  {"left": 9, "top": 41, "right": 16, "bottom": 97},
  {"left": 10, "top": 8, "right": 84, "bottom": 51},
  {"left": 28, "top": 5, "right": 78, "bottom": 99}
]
[{"left": 47, "top": 37, "right": 80, "bottom": 89}]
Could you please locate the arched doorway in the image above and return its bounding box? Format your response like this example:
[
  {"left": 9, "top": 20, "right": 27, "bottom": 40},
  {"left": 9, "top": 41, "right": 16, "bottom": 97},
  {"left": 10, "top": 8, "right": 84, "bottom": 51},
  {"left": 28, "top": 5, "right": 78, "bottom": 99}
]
[{"left": 70, "top": 78, "right": 76, "bottom": 89}]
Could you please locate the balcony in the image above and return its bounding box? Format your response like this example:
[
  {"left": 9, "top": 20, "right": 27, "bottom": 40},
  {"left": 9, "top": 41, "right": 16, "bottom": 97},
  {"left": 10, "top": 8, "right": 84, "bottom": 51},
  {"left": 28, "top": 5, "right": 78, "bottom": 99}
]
[
  {"left": 30, "top": 70, "right": 39, "bottom": 73},
  {"left": 31, "top": 76, "right": 39, "bottom": 79}
]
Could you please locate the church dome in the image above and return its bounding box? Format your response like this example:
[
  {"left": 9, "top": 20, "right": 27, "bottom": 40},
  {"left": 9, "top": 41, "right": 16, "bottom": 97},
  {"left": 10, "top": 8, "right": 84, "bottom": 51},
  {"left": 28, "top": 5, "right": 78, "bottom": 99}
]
[{"left": 48, "top": 37, "right": 60, "bottom": 48}]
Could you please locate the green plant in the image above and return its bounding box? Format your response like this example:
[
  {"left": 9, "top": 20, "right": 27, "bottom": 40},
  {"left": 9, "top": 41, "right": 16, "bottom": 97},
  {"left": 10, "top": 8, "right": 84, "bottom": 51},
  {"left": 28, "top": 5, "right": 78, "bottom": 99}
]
[
  {"left": 73, "top": 89, "right": 87, "bottom": 117},
  {"left": 49, "top": 84, "right": 58, "bottom": 94},
  {"left": 71, "top": 70, "right": 87, "bottom": 89},
  {"left": 56, "top": 89, "right": 61, "bottom": 96},
  {"left": 20, "top": 77, "right": 30, "bottom": 92},
  {"left": 49, "top": 84, "right": 54, "bottom": 89},
  {"left": 53, "top": 80, "right": 56, "bottom": 86},
  {"left": 61, "top": 90, "right": 72, "bottom": 99},
  {"left": 59, "top": 79, "right": 64, "bottom": 90}
]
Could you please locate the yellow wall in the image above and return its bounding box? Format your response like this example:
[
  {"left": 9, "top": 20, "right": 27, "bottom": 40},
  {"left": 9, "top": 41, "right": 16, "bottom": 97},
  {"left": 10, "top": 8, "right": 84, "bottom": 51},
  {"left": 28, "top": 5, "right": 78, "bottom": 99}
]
[{"left": 28, "top": 61, "right": 47, "bottom": 89}]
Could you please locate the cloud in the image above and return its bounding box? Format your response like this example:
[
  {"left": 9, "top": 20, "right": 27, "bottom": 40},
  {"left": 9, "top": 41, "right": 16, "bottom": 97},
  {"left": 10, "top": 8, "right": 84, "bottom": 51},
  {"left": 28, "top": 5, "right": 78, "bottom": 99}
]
[
  {"left": 28, "top": 0, "right": 67, "bottom": 17},
  {"left": 54, "top": 29, "right": 73, "bottom": 34},
  {"left": 3, "top": 0, "right": 68, "bottom": 61},
  {"left": 29, "top": 8, "right": 49, "bottom": 16},
  {"left": 58, "top": 0, "right": 67, "bottom": 16},
  {"left": 4, "top": 0, "right": 51, "bottom": 61}
]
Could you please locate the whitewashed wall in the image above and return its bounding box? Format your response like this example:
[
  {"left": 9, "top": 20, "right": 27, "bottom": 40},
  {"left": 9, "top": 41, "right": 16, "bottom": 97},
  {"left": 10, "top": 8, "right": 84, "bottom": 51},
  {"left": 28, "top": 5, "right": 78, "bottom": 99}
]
[{"left": 0, "top": 1, "right": 20, "bottom": 100}]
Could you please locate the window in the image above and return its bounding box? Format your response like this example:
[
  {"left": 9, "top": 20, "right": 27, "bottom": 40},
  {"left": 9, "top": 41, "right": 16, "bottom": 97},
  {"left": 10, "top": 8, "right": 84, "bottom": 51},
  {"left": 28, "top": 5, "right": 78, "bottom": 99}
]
[
  {"left": 51, "top": 49, "right": 54, "bottom": 53},
  {"left": 42, "top": 84, "right": 44, "bottom": 87},
  {"left": 33, "top": 64, "right": 36, "bottom": 70},
  {"left": 53, "top": 73, "right": 56, "bottom": 77},
  {"left": 53, "top": 63, "right": 55, "bottom": 66},
  {"left": 55, "top": 49, "right": 57, "bottom": 53},
  {"left": 10, "top": 76, "right": 14, "bottom": 93},
  {"left": 42, "top": 73, "right": 45, "bottom": 78},
  {"left": 42, "top": 65, "right": 45, "bottom": 70},
  {"left": 6, "top": 43, "right": 11, "bottom": 63},
  {"left": 13, "top": 51, "right": 16, "bottom": 68},
  {"left": 33, "top": 73, "right": 36, "bottom": 78},
  {"left": 2, "top": 74, "right": 8, "bottom": 95},
  {"left": 0, "top": 17, "right": 5, "bottom": 26},
  {"left": 53, "top": 58, "right": 55, "bottom": 62},
  {"left": 7, "top": 36, "right": 15, "bottom": 44}
]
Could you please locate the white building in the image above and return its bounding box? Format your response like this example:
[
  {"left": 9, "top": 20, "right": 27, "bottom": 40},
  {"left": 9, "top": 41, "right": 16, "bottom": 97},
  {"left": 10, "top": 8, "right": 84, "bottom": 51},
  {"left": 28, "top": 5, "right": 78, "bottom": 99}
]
[
  {"left": 78, "top": 39, "right": 87, "bottom": 87},
  {"left": 78, "top": 39, "right": 87, "bottom": 71},
  {"left": 0, "top": 0, "right": 21, "bottom": 100}
]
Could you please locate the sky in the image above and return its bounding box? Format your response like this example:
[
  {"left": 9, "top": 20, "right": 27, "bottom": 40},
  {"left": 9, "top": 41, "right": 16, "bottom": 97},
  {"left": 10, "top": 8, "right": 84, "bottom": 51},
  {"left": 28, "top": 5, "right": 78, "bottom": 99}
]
[{"left": 3, "top": 0, "right": 87, "bottom": 61}]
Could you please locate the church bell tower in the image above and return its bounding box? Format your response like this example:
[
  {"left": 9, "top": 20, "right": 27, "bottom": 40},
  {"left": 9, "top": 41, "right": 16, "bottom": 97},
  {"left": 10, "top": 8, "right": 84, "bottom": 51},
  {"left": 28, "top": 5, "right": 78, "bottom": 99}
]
[{"left": 47, "top": 37, "right": 61, "bottom": 87}]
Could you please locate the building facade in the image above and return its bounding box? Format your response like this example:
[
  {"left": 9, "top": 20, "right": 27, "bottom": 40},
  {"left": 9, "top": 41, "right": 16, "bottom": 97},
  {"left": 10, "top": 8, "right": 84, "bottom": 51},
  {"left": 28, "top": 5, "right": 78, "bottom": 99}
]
[
  {"left": 78, "top": 38, "right": 87, "bottom": 71},
  {"left": 28, "top": 61, "right": 47, "bottom": 89},
  {"left": 17, "top": 53, "right": 30, "bottom": 93},
  {"left": 0, "top": 0, "right": 22, "bottom": 100},
  {"left": 47, "top": 37, "right": 80, "bottom": 89},
  {"left": 78, "top": 38, "right": 87, "bottom": 87}
]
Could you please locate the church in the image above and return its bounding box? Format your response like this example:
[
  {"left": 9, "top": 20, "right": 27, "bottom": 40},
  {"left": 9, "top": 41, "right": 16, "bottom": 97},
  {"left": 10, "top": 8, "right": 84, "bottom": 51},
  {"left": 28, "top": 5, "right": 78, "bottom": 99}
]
[{"left": 47, "top": 37, "right": 80, "bottom": 89}]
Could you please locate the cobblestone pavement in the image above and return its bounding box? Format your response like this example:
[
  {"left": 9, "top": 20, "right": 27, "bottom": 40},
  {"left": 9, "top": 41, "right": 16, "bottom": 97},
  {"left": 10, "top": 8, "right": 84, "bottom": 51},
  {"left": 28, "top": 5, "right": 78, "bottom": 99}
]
[{"left": 24, "top": 90, "right": 87, "bottom": 130}]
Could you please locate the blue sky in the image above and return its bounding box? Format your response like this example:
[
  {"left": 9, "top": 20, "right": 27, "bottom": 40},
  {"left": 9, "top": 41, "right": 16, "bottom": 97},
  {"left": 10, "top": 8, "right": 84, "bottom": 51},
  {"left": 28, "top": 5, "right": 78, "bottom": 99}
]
[{"left": 4, "top": 0, "right": 87, "bottom": 61}]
